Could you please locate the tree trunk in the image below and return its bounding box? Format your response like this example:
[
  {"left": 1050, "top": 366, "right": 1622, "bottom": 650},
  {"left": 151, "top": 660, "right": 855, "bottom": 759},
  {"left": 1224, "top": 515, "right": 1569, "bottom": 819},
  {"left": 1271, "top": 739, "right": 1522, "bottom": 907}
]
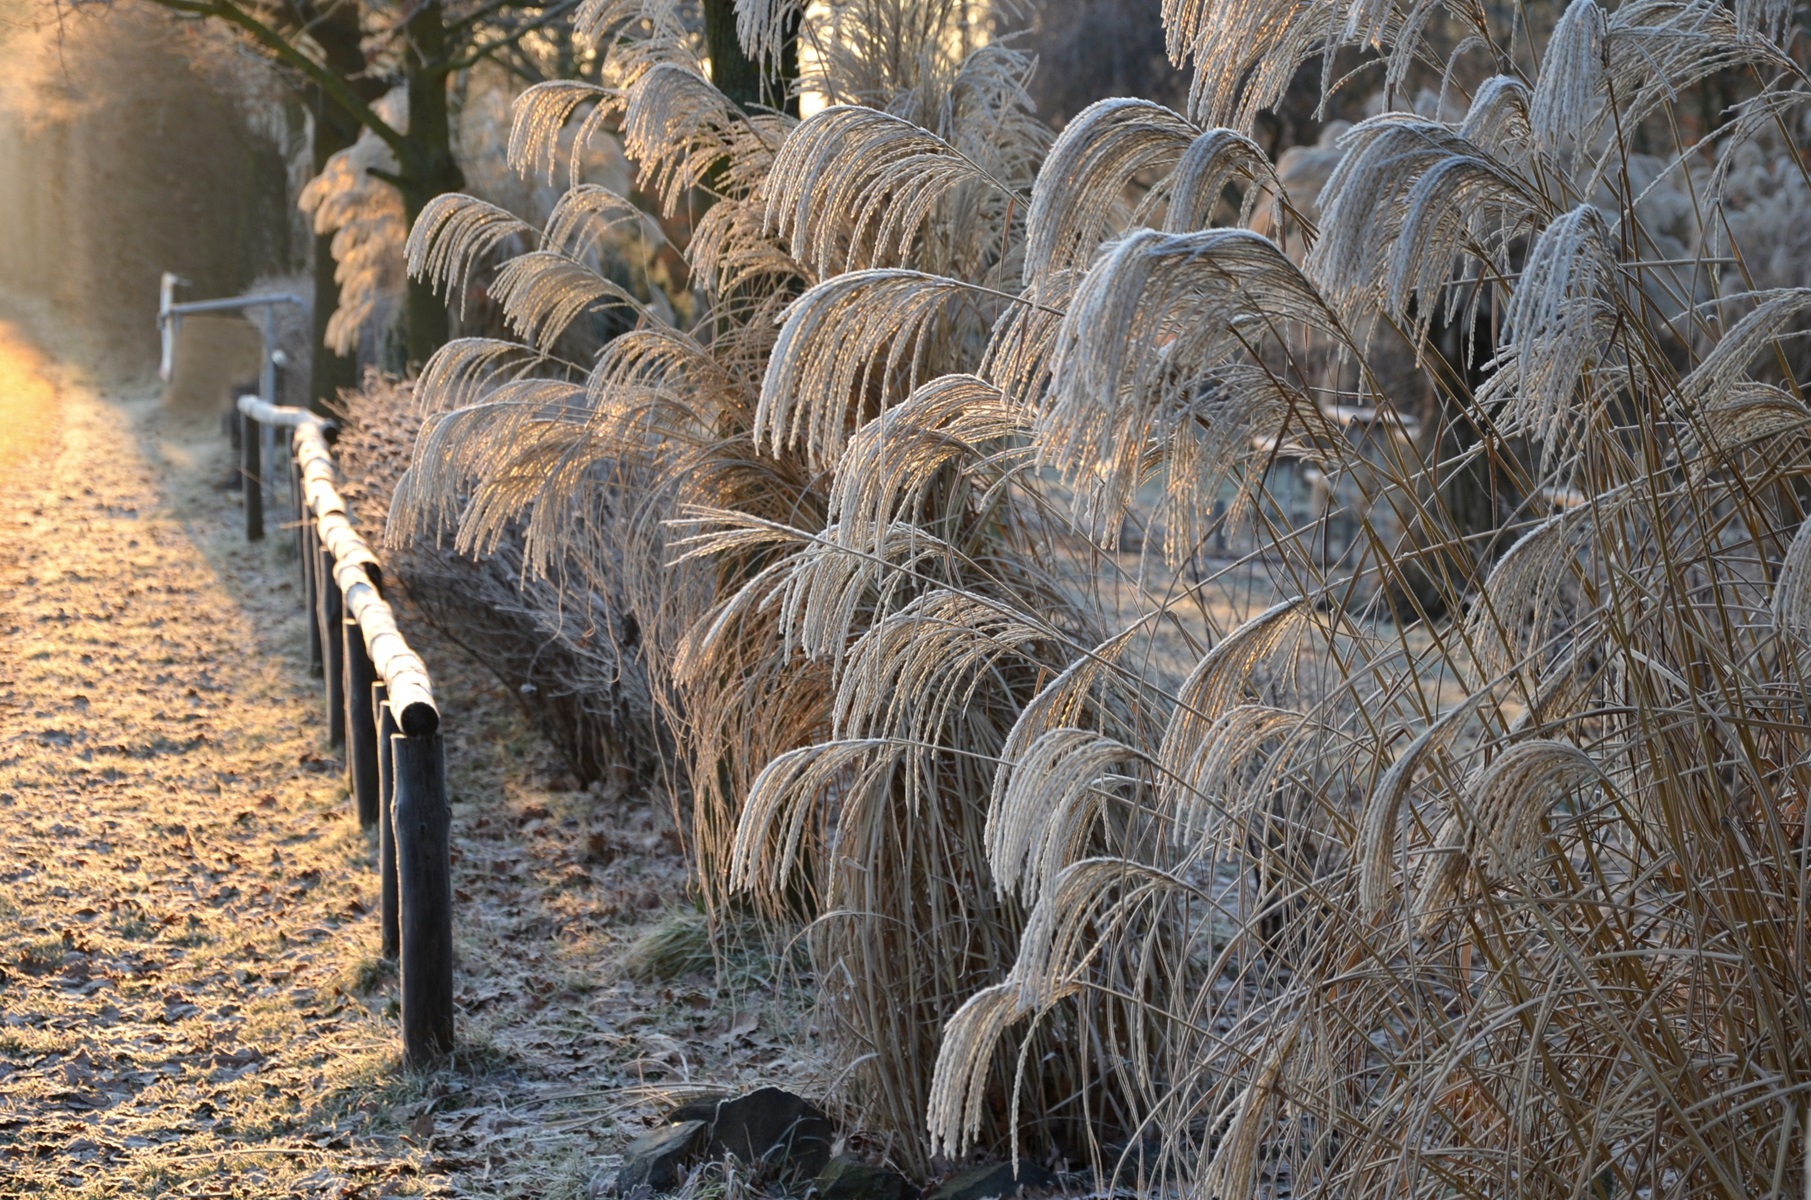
[
  {"left": 301, "top": 2, "right": 380, "bottom": 410},
  {"left": 1384, "top": 302, "right": 1508, "bottom": 624},
  {"left": 701, "top": 0, "right": 800, "bottom": 116},
  {"left": 309, "top": 100, "right": 361, "bottom": 412},
  {"left": 401, "top": 0, "right": 465, "bottom": 369}
]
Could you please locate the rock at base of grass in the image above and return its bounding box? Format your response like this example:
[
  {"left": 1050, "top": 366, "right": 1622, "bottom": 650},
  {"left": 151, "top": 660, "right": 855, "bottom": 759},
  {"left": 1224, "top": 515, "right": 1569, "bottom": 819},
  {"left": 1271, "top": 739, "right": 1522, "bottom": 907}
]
[
  {"left": 923, "top": 1161, "right": 1055, "bottom": 1200},
  {"left": 613, "top": 1087, "right": 836, "bottom": 1193},
  {"left": 705, "top": 1086, "right": 836, "bottom": 1179},
  {"left": 662, "top": 1090, "right": 732, "bottom": 1125},
  {"left": 616, "top": 1119, "right": 708, "bottom": 1194},
  {"left": 813, "top": 1154, "right": 921, "bottom": 1200}
]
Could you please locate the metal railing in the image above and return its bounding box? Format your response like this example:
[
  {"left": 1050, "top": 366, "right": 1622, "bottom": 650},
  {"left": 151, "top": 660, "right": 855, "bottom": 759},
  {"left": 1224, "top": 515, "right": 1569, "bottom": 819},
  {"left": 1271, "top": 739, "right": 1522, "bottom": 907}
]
[
  {"left": 236, "top": 393, "right": 454, "bottom": 1068},
  {"left": 158, "top": 275, "right": 309, "bottom": 539}
]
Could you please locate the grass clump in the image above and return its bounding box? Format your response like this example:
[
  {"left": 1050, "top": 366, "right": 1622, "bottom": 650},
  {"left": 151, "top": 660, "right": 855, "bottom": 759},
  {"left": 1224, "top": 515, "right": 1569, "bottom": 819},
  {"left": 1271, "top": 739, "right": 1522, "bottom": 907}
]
[
  {"left": 623, "top": 907, "right": 716, "bottom": 983},
  {"left": 390, "top": 0, "right": 1811, "bottom": 1192}
]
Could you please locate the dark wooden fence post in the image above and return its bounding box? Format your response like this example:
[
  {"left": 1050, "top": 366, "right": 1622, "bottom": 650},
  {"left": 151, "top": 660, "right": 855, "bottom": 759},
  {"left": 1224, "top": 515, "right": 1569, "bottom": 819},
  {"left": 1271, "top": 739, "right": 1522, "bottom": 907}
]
[
  {"left": 345, "top": 616, "right": 380, "bottom": 828},
  {"left": 319, "top": 545, "right": 346, "bottom": 750},
  {"left": 393, "top": 731, "right": 453, "bottom": 1065},
  {"left": 302, "top": 516, "right": 323, "bottom": 678},
  {"left": 225, "top": 404, "right": 449, "bottom": 1067},
  {"left": 242, "top": 409, "right": 264, "bottom": 541},
  {"left": 375, "top": 690, "right": 400, "bottom": 959},
  {"left": 288, "top": 437, "right": 306, "bottom": 582}
]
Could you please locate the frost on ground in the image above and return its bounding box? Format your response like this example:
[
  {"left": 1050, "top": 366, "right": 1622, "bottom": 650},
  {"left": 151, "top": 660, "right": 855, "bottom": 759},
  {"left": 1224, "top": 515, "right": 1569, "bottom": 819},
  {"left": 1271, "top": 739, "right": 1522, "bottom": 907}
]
[{"left": 0, "top": 318, "right": 808, "bottom": 1199}]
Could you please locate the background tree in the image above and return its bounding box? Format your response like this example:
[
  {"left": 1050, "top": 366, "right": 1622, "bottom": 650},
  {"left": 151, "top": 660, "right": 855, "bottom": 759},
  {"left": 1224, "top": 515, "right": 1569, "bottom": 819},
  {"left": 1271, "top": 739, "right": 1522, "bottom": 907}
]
[
  {"left": 0, "top": 2, "right": 294, "bottom": 375},
  {"left": 144, "top": 0, "right": 583, "bottom": 372}
]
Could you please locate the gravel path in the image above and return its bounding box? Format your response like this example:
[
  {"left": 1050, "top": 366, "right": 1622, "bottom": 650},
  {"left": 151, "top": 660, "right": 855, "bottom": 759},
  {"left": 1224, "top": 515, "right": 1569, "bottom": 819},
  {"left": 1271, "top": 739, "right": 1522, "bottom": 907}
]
[
  {"left": 0, "top": 320, "right": 428, "bottom": 1196},
  {"left": 0, "top": 320, "right": 806, "bottom": 1200}
]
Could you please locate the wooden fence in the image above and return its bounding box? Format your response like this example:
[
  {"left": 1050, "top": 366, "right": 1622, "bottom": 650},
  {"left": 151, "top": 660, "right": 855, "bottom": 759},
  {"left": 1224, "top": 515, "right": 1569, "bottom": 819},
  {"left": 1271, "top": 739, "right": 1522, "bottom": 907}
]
[{"left": 236, "top": 394, "right": 453, "bottom": 1068}]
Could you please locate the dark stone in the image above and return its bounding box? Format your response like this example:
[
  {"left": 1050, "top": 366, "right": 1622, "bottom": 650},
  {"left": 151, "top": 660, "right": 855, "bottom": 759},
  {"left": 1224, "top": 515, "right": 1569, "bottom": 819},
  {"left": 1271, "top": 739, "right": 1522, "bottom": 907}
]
[
  {"left": 923, "top": 1162, "right": 1055, "bottom": 1200},
  {"left": 703, "top": 1086, "right": 836, "bottom": 1179},
  {"left": 663, "top": 1092, "right": 732, "bottom": 1126},
  {"left": 617, "top": 1119, "right": 708, "bottom": 1194},
  {"left": 813, "top": 1155, "right": 921, "bottom": 1200}
]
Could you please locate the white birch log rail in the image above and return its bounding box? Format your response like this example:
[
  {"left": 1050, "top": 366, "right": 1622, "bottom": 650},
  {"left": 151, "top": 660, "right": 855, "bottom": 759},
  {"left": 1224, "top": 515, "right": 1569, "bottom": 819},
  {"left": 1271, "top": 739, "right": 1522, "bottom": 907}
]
[{"left": 234, "top": 393, "right": 455, "bottom": 1067}]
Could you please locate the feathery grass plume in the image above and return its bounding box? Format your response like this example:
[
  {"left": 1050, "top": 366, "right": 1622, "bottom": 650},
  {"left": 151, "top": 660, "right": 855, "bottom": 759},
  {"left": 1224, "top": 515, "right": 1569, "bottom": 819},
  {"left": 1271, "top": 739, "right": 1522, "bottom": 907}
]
[
  {"left": 924, "top": 982, "right": 1049, "bottom": 1167},
  {"left": 1702, "top": 95, "right": 1811, "bottom": 323},
  {"left": 1414, "top": 737, "right": 1604, "bottom": 932},
  {"left": 820, "top": 373, "right": 1028, "bottom": 555},
  {"left": 827, "top": 589, "right": 1055, "bottom": 744},
  {"left": 765, "top": 106, "right": 1013, "bottom": 276},
  {"left": 795, "top": 0, "right": 1003, "bottom": 112},
  {"left": 1039, "top": 226, "right": 1347, "bottom": 560},
  {"left": 486, "top": 251, "right": 648, "bottom": 351},
  {"left": 1735, "top": 0, "right": 1797, "bottom": 41},
  {"left": 411, "top": 339, "right": 561, "bottom": 416},
  {"left": 930, "top": 46, "right": 1052, "bottom": 226},
  {"left": 688, "top": 196, "right": 810, "bottom": 302},
  {"left": 1162, "top": 0, "right": 1390, "bottom": 133},
  {"left": 1690, "top": 382, "right": 1811, "bottom": 480},
  {"left": 622, "top": 64, "right": 771, "bottom": 210},
  {"left": 387, "top": 378, "right": 586, "bottom": 554},
  {"left": 1162, "top": 127, "right": 1282, "bottom": 235},
  {"left": 1457, "top": 75, "right": 1536, "bottom": 168},
  {"left": 1466, "top": 494, "right": 1629, "bottom": 683},
  {"left": 581, "top": 325, "right": 734, "bottom": 420},
  {"left": 1529, "top": 0, "right": 1607, "bottom": 161},
  {"left": 1307, "top": 115, "right": 1545, "bottom": 330},
  {"left": 1195, "top": 1019, "right": 1300, "bottom": 1200},
  {"left": 1677, "top": 289, "right": 1811, "bottom": 411},
  {"left": 406, "top": 194, "right": 538, "bottom": 315},
  {"left": 779, "top": 42, "right": 1047, "bottom": 290},
  {"left": 983, "top": 630, "right": 1161, "bottom": 884},
  {"left": 1773, "top": 512, "right": 1811, "bottom": 646},
  {"left": 1021, "top": 98, "right": 1197, "bottom": 286},
  {"left": 1153, "top": 600, "right": 1313, "bottom": 807},
  {"left": 1358, "top": 690, "right": 1487, "bottom": 917},
  {"left": 1483, "top": 202, "right": 1621, "bottom": 459},
  {"left": 1601, "top": 0, "right": 1799, "bottom": 153},
  {"left": 734, "top": 0, "right": 802, "bottom": 71},
  {"left": 1453, "top": 738, "right": 1603, "bottom": 879},
  {"left": 692, "top": 414, "right": 1108, "bottom": 1164},
  {"left": 541, "top": 184, "right": 662, "bottom": 262},
  {"left": 975, "top": 269, "right": 1077, "bottom": 409},
  {"left": 754, "top": 269, "right": 987, "bottom": 468},
  {"left": 988, "top": 727, "right": 1145, "bottom": 905},
  {"left": 1163, "top": 702, "right": 1304, "bottom": 844},
  {"left": 505, "top": 0, "right": 696, "bottom": 186},
  {"left": 729, "top": 737, "right": 893, "bottom": 893},
  {"left": 925, "top": 856, "right": 1186, "bottom": 1161},
  {"left": 508, "top": 80, "right": 619, "bottom": 187},
  {"left": 298, "top": 89, "right": 411, "bottom": 356},
  {"left": 574, "top": 0, "right": 694, "bottom": 64}
]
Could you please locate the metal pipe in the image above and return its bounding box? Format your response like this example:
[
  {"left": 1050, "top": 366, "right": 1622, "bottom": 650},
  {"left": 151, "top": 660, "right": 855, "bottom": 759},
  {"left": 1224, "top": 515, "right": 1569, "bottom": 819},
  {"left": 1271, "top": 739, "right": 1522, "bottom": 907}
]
[
  {"left": 157, "top": 272, "right": 189, "bottom": 382},
  {"left": 157, "top": 293, "right": 310, "bottom": 322},
  {"left": 156, "top": 283, "right": 308, "bottom": 409}
]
